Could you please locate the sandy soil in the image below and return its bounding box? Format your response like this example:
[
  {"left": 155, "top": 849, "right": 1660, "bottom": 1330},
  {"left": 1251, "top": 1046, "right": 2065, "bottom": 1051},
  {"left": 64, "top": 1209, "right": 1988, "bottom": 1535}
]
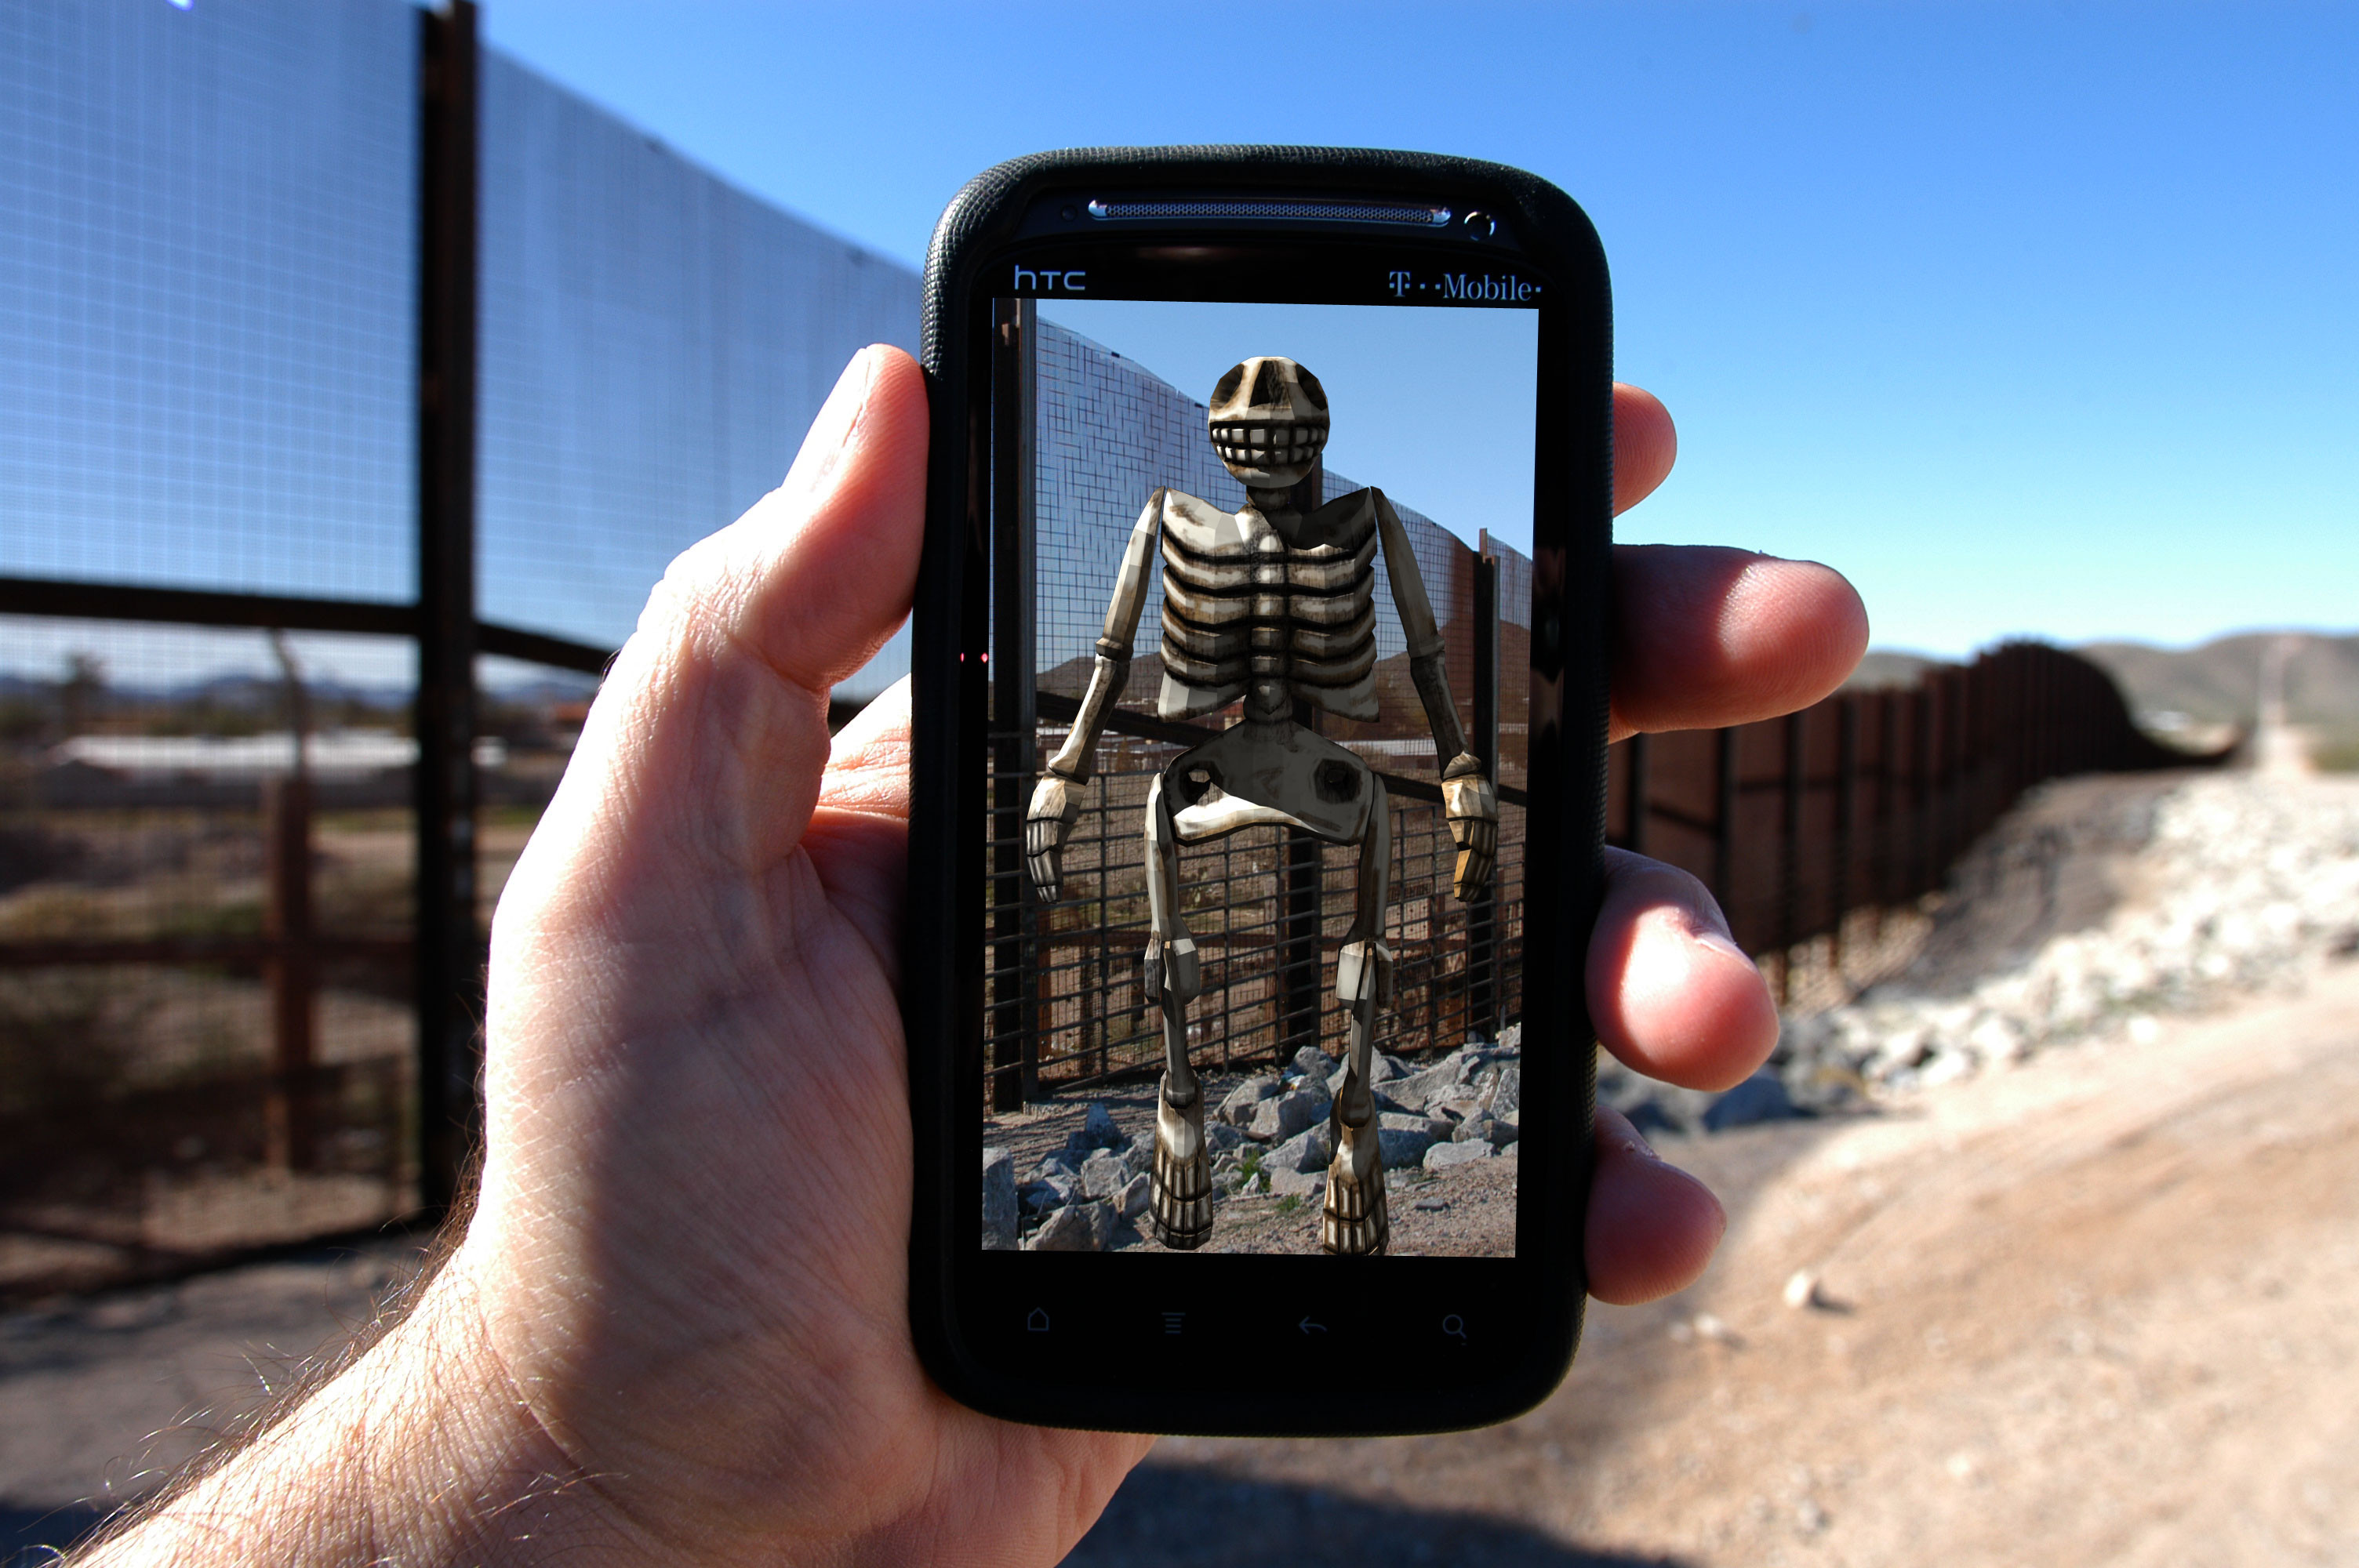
[
  {"left": 12, "top": 964, "right": 2347, "bottom": 1563},
  {"left": 1078, "top": 956, "right": 2359, "bottom": 1566}
]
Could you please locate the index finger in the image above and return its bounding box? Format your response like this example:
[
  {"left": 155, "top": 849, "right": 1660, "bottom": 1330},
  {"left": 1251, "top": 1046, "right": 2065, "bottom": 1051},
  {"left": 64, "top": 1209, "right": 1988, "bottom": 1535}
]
[{"left": 1608, "top": 384, "right": 1869, "bottom": 741}]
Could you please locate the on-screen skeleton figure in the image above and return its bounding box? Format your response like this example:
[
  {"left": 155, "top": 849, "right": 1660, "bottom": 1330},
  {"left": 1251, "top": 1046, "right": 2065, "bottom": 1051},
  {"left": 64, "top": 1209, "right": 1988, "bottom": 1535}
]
[{"left": 1027, "top": 356, "right": 1497, "bottom": 1256}]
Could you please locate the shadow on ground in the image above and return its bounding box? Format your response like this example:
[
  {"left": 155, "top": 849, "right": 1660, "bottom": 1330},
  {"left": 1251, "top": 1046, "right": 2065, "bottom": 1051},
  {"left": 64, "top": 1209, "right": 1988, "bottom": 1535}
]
[
  {"left": 1066, "top": 1467, "right": 1681, "bottom": 1567},
  {"left": 3, "top": 1501, "right": 108, "bottom": 1564}
]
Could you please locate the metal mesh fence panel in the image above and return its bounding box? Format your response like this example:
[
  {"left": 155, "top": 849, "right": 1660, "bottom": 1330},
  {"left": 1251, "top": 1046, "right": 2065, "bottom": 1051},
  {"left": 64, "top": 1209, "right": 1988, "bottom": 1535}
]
[
  {"left": 0, "top": 0, "right": 419, "bottom": 601},
  {"left": 0, "top": 615, "right": 419, "bottom": 1294},
  {"left": 995, "top": 316, "right": 1531, "bottom": 1102},
  {"left": 1033, "top": 318, "right": 1471, "bottom": 761},
  {"left": 983, "top": 742, "right": 1526, "bottom": 1096},
  {"left": 475, "top": 53, "right": 921, "bottom": 652}
]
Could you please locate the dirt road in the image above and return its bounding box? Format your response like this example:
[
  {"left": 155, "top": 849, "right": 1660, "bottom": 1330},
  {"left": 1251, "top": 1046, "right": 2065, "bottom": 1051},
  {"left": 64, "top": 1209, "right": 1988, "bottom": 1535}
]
[{"left": 1077, "top": 958, "right": 2359, "bottom": 1566}]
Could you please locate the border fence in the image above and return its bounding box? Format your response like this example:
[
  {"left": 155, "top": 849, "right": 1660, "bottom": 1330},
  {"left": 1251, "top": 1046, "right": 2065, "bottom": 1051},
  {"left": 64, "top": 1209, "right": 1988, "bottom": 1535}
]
[
  {"left": 0, "top": 0, "right": 913, "bottom": 1298},
  {"left": 1608, "top": 639, "right": 2228, "bottom": 1000},
  {"left": 0, "top": 2, "right": 2226, "bottom": 1299}
]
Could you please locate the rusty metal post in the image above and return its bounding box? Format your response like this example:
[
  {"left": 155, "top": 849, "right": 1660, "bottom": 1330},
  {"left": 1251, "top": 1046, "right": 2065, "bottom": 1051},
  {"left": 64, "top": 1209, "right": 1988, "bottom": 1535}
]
[
  {"left": 262, "top": 772, "right": 315, "bottom": 1172},
  {"left": 1713, "top": 725, "right": 1739, "bottom": 933},
  {"left": 1625, "top": 731, "right": 1650, "bottom": 857},
  {"left": 1870, "top": 689, "right": 1895, "bottom": 930},
  {"left": 1467, "top": 543, "right": 1500, "bottom": 1040},
  {"left": 989, "top": 296, "right": 1039, "bottom": 1106},
  {"left": 264, "top": 630, "right": 317, "bottom": 1172},
  {"left": 1910, "top": 686, "right": 1935, "bottom": 901},
  {"left": 1278, "top": 464, "right": 1327, "bottom": 1061},
  {"left": 1777, "top": 710, "right": 1805, "bottom": 1004},
  {"left": 416, "top": 0, "right": 482, "bottom": 1217},
  {"left": 1832, "top": 696, "right": 1859, "bottom": 982},
  {"left": 1278, "top": 765, "right": 1326, "bottom": 1060}
]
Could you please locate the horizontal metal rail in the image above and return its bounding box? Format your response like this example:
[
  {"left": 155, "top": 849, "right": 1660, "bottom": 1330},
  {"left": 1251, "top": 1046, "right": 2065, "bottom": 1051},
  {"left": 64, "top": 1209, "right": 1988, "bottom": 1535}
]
[
  {"left": 0, "top": 936, "right": 414, "bottom": 967},
  {"left": 0, "top": 575, "right": 613, "bottom": 675}
]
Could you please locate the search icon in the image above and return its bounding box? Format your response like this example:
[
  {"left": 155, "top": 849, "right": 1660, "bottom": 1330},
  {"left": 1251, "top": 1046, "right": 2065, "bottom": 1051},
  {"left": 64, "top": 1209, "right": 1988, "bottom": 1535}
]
[{"left": 1441, "top": 1314, "right": 1468, "bottom": 1344}]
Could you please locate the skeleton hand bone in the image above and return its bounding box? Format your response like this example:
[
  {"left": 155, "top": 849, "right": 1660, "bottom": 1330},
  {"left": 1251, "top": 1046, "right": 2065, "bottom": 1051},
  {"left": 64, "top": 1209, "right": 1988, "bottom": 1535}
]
[
  {"left": 1025, "top": 773, "right": 1082, "bottom": 900},
  {"left": 1440, "top": 757, "right": 1498, "bottom": 902}
]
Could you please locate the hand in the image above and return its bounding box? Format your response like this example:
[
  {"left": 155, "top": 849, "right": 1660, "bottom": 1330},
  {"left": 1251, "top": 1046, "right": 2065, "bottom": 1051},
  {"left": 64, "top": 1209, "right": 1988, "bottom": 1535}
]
[
  {"left": 1025, "top": 772, "right": 1081, "bottom": 899},
  {"left": 87, "top": 358, "right": 1863, "bottom": 1566},
  {"left": 1438, "top": 757, "right": 1497, "bottom": 902}
]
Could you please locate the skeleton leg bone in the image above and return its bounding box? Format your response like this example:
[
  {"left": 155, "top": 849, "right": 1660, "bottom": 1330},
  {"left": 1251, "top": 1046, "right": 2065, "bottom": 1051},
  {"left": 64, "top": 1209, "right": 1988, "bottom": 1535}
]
[
  {"left": 1322, "top": 779, "right": 1393, "bottom": 1257},
  {"left": 1142, "top": 775, "right": 1212, "bottom": 1250}
]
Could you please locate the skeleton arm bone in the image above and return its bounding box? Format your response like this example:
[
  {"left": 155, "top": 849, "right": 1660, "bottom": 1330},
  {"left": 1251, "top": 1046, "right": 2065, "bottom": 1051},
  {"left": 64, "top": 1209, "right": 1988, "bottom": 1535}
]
[
  {"left": 1027, "top": 491, "right": 1161, "bottom": 897},
  {"left": 1371, "top": 489, "right": 1472, "bottom": 769},
  {"left": 1371, "top": 489, "right": 1497, "bottom": 900}
]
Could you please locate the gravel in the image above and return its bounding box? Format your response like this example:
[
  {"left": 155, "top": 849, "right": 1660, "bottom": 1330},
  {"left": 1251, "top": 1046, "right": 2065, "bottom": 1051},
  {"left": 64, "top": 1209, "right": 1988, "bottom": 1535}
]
[{"left": 1773, "top": 774, "right": 2359, "bottom": 1105}]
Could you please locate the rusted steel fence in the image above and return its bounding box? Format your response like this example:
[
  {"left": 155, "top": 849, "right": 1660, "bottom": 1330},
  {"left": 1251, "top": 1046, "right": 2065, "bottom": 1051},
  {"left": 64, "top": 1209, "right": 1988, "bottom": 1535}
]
[{"left": 1607, "top": 640, "right": 2224, "bottom": 994}]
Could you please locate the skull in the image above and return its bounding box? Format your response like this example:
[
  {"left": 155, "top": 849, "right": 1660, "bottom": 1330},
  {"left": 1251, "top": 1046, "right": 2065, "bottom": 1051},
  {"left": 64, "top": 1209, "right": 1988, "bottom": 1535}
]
[{"left": 1208, "top": 356, "right": 1329, "bottom": 489}]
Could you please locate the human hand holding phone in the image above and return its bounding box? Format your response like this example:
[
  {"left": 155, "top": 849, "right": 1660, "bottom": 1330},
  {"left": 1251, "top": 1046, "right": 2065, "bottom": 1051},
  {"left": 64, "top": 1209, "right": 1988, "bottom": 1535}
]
[{"left": 81, "top": 347, "right": 1863, "bottom": 1567}]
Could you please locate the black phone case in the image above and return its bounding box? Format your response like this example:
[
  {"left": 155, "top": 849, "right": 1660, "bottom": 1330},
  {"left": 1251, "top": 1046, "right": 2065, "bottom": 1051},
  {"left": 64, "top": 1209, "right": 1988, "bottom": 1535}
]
[{"left": 905, "top": 146, "right": 1613, "bottom": 1435}]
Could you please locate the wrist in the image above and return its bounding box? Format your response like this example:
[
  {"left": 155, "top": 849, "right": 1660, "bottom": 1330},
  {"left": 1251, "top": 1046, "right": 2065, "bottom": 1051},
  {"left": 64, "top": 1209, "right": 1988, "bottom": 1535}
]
[{"left": 80, "top": 1260, "right": 642, "bottom": 1568}]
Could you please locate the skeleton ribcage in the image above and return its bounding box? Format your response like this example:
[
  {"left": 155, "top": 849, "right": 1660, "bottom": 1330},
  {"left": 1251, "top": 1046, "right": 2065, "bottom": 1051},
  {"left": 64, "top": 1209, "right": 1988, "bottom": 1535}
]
[{"left": 1157, "top": 502, "right": 1380, "bottom": 722}]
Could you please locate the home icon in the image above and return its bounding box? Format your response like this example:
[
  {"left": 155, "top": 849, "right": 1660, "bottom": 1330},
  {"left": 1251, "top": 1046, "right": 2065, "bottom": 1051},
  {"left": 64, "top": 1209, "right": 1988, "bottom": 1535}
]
[{"left": 1026, "top": 1308, "right": 1051, "bottom": 1333}]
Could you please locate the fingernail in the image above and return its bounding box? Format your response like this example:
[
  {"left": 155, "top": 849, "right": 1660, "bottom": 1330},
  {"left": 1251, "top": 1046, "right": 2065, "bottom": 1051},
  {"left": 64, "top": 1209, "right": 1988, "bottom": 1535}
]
[
  {"left": 1693, "top": 926, "right": 1754, "bottom": 967},
  {"left": 782, "top": 347, "right": 878, "bottom": 498}
]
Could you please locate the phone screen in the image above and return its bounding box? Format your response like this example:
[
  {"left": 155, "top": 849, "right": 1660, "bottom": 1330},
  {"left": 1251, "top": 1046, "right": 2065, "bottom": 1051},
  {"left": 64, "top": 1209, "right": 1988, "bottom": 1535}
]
[{"left": 976, "top": 252, "right": 1545, "bottom": 1264}]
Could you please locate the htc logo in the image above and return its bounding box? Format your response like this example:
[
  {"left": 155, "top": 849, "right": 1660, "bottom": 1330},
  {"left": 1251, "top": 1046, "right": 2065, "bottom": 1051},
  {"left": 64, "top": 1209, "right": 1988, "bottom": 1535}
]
[{"left": 1013, "top": 265, "right": 1086, "bottom": 292}]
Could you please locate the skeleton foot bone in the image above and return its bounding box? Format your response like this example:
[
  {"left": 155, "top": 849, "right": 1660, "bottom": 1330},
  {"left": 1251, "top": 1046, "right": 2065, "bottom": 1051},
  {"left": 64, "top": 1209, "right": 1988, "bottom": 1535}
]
[
  {"left": 1150, "top": 1074, "right": 1214, "bottom": 1250},
  {"left": 1321, "top": 1104, "right": 1390, "bottom": 1256}
]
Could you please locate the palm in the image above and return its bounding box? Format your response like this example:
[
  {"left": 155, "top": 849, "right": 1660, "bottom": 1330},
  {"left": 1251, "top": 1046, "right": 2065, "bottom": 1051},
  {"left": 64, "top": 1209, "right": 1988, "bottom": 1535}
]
[{"left": 471, "top": 667, "right": 1144, "bottom": 1560}]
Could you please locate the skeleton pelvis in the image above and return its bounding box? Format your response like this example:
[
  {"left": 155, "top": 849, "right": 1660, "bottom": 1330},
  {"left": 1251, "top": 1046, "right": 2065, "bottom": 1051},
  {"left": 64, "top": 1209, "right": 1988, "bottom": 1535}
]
[{"left": 1165, "top": 720, "right": 1377, "bottom": 847}]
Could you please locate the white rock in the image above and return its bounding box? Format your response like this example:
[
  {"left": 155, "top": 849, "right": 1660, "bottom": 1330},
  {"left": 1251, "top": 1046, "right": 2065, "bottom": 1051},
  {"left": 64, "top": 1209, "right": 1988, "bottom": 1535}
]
[
  {"left": 1267, "top": 1165, "right": 1323, "bottom": 1198},
  {"left": 982, "top": 1147, "right": 1019, "bottom": 1250},
  {"left": 1424, "top": 1140, "right": 1493, "bottom": 1172},
  {"left": 1079, "top": 1149, "right": 1133, "bottom": 1201},
  {"left": 1249, "top": 1087, "right": 1325, "bottom": 1143},
  {"left": 1266, "top": 1123, "right": 1333, "bottom": 1174},
  {"left": 1024, "top": 1200, "right": 1114, "bottom": 1251},
  {"left": 1218, "top": 1076, "right": 1282, "bottom": 1126}
]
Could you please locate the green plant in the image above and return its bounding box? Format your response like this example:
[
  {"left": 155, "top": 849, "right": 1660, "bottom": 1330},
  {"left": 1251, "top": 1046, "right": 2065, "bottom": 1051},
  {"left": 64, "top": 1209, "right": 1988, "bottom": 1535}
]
[{"left": 1273, "top": 1194, "right": 1303, "bottom": 1216}]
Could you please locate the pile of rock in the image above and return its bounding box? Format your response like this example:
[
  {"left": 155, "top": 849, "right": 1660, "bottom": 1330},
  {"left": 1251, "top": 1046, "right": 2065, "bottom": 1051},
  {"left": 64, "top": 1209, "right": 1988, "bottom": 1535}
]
[
  {"left": 1775, "top": 775, "right": 2359, "bottom": 1105},
  {"left": 1212, "top": 1032, "right": 1524, "bottom": 1198},
  {"left": 983, "top": 1030, "right": 1529, "bottom": 1250},
  {"left": 983, "top": 1102, "right": 1153, "bottom": 1252}
]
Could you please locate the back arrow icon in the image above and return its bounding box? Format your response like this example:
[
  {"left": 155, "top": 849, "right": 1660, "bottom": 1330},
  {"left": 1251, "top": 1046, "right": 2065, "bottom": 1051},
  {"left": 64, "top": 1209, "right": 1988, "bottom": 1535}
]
[{"left": 1298, "top": 1316, "right": 1327, "bottom": 1334}]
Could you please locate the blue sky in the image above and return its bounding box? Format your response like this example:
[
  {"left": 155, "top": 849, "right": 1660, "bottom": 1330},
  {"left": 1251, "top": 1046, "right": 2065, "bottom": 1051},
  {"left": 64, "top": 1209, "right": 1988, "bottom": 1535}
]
[
  {"left": 485, "top": 0, "right": 2356, "bottom": 659},
  {"left": 1041, "top": 299, "right": 1539, "bottom": 552}
]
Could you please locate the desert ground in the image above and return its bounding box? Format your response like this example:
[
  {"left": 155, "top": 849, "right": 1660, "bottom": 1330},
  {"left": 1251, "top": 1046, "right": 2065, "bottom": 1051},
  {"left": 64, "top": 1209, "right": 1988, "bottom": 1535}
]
[{"left": 3, "top": 771, "right": 2354, "bottom": 1565}]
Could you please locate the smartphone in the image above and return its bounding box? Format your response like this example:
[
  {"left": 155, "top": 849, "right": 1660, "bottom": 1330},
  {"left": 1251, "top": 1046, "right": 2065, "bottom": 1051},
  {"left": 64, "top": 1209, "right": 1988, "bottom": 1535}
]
[{"left": 903, "top": 147, "right": 1613, "bottom": 1436}]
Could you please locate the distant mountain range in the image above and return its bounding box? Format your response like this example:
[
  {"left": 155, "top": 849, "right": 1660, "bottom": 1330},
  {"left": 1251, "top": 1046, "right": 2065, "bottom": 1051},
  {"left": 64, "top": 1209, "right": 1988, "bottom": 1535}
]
[
  {"left": 1846, "top": 632, "right": 2359, "bottom": 762},
  {"left": 2079, "top": 633, "right": 2359, "bottom": 731},
  {"left": 0, "top": 668, "right": 595, "bottom": 709}
]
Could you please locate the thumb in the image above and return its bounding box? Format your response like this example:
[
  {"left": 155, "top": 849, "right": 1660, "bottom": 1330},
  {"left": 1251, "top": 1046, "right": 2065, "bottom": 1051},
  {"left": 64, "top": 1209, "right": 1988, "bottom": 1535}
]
[
  {"left": 638, "top": 343, "right": 929, "bottom": 700},
  {"left": 513, "top": 347, "right": 929, "bottom": 905}
]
